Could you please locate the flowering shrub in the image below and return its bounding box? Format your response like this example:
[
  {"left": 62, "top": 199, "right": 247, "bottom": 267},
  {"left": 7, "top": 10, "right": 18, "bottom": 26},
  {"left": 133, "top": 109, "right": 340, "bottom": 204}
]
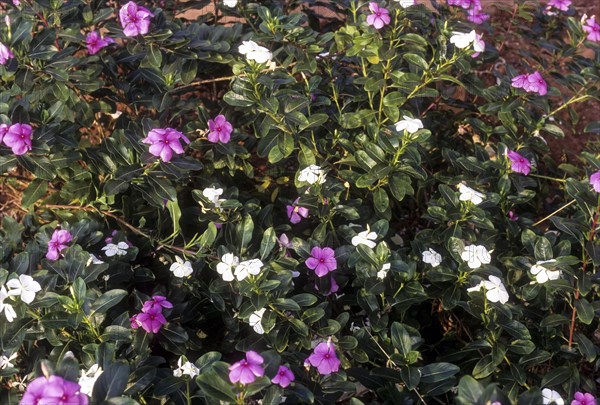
[{"left": 1, "top": 0, "right": 600, "bottom": 404}]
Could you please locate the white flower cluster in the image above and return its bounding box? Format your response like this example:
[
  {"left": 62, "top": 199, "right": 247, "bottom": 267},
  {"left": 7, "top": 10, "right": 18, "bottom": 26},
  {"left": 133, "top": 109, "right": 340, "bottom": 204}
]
[
  {"left": 216, "top": 253, "right": 264, "bottom": 281},
  {"left": 249, "top": 308, "right": 267, "bottom": 334},
  {"left": 394, "top": 116, "right": 423, "bottom": 134},
  {"left": 298, "top": 165, "right": 326, "bottom": 185},
  {"left": 467, "top": 275, "right": 509, "bottom": 304},
  {"left": 1, "top": 275, "right": 42, "bottom": 322},
  {"left": 238, "top": 40, "right": 273, "bottom": 64},
  {"left": 202, "top": 187, "right": 225, "bottom": 207},
  {"left": 530, "top": 259, "right": 560, "bottom": 283},
  {"left": 102, "top": 241, "right": 129, "bottom": 257},
  {"left": 461, "top": 245, "right": 491, "bottom": 269},
  {"left": 170, "top": 256, "right": 194, "bottom": 278},
  {"left": 173, "top": 356, "right": 200, "bottom": 378},
  {"left": 78, "top": 364, "right": 103, "bottom": 396},
  {"left": 351, "top": 226, "right": 378, "bottom": 249}
]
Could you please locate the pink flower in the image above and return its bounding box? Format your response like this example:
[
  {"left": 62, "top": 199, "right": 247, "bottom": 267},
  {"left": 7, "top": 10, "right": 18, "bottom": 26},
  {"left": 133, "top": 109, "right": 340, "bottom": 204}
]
[
  {"left": 527, "top": 71, "right": 547, "bottom": 96},
  {"left": 86, "top": 31, "right": 114, "bottom": 55},
  {"left": 508, "top": 210, "right": 519, "bottom": 221},
  {"left": 511, "top": 74, "right": 529, "bottom": 89},
  {"left": 141, "top": 295, "right": 173, "bottom": 313},
  {"left": 366, "top": 3, "right": 390, "bottom": 30},
  {"left": 207, "top": 114, "right": 233, "bottom": 143},
  {"left": 583, "top": 16, "right": 600, "bottom": 43},
  {"left": 0, "top": 123, "right": 8, "bottom": 144},
  {"left": 307, "top": 340, "right": 341, "bottom": 375},
  {"left": 3, "top": 123, "right": 32, "bottom": 155},
  {"left": 130, "top": 314, "right": 141, "bottom": 329},
  {"left": 547, "top": 0, "right": 571, "bottom": 11},
  {"left": 136, "top": 311, "right": 167, "bottom": 333},
  {"left": 471, "top": 31, "right": 485, "bottom": 58},
  {"left": 46, "top": 229, "right": 73, "bottom": 260},
  {"left": 119, "top": 1, "right": 153, "bottom": 37},
  {"left": 142, "top": 127, "right": 190, "bottom": 162},
  {"left": 20, "top": 375, "right": 88, "bottom": 405},
  {"left": 507, "top": 150, "right": 531, "bottom": 175},
  {"left": 467, "top": 5, "right": 489, "bottom": 24},
  {"left": 590, "top": 170, "right": 600, "bottom": 192},
  {"left": 286, "top": 198, "right": 309, "bottom": 224},
  {"left": 0, "top": 42, "right": 14, "bottom": 65},
  {"left": 306, "top": 247, "right": 337, "bottom": 277},
  {"left": 228, "top": 351, "right": 265, "bottom": 385},
  {"left": 272, "top": 365, "right": 295, "bottom": 388},
  {"left": 572, "top": 392, "right": 597, "bottom": 405}
]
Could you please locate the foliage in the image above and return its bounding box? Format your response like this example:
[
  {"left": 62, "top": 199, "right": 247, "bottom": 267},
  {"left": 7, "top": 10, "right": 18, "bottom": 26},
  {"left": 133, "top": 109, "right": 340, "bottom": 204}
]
[{"left": 0, "top": 0, "right": 599, "bottom": 404}]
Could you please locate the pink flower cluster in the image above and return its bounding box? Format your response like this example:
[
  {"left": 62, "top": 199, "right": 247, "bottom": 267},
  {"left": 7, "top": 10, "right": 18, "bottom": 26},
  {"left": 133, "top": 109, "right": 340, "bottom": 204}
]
[
  {"left": 306, "top": 247, "right": 337, "bottom": 277},
  {"left": 142, "top": 127, "right": 190, "bottom": 162},
  {"left": 20, "top": 375, "right": 88, "bottom": 405},
  {"left": 228, "top": 351, "right": 266, "bottom": 385},
  {"left": 511, "top": 71, "right": 547, "bottom": 96},
  {"left": 583, "top": 16, "right": 600, "bottom": 42},
  {"left": 0, "top": 123, "right": 33, "bottom": 155},
  {"left": 86, "top": 31, "right": 115, "bottom": 55},
  {"left": 130, "top": 295, "right": 172, "bottom": 333},
  {"left": 119, "top": 1, "right": 153, "bottom": 37},
  {"left": 547, "top": 0, "right": 571, "bottom": 11},
  {"left": 287, "top": 197, "right": 309, "bottom": 224},
  {"left": 46, "top": 229, "right": 73, "bottom": 260},
  {"left": 447, "top": 0, "right": 489, "bottom": 24},
  {"left": 590, "top": 170, "right": 600, "bottom": 193},
  {"left": 0, "top": 42, "right": 14, "bottom": 65},
  {"left": 307, "top": 340, "right": 341, "bottom": 375},
  {"left": 572, "top": 392, "right": 597, "bottom": 405}
]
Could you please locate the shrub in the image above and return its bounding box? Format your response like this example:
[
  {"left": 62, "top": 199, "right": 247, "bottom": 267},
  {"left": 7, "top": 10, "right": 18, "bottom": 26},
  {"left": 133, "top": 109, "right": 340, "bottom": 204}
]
[{"left": 0, "top": 0, "right": 599, "bottom": 404}]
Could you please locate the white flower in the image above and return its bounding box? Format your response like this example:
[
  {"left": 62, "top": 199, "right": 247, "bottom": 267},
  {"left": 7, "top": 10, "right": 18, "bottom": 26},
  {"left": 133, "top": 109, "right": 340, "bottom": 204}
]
[
  {"left": 238, "top": 40, "right": 273, "bottom": 64},
  {"left": 298, "top": 165, "right": 326, "bottom": 185},
  {"left": 170, "top": 256, "right": 194, "bottom": 278},
  {"left": 396, "top": 0, "right": 416, "bottom": 7},
  {"left": 458, "top": 183, "right": 485, "bottom": 205},
  {"left": 173, "top": 356, "right": 200, "bottom": 378},
  {"left": 78, "top": 364, "right": 103, "bottom": 396},
  {"left": 450, "top": 30, "right": 475, "bottom": 49},
  {"left": 249, "top": 308, "right": 266, "bottom": 334},
  {"left": 223, "top": 0, "right": 238, "bottom": 7},
  {"left": 6, "top": 275, "right": 41, "bottom": 304},
  {"left": 467, "top": 275, "right": 509, "bottom": 304},
  {"left": 202, "top": 187, "right": 225, "bottom": 207},
  {"left": 530, "top": 259, "right": 560, "bottom": 284},
  {"left": 0, "top": 286, "right": 16, "bottom": 322},
  {"left": 101, "top": 241, "right": 129, "bottom": 257},
  {"left": 377, "top": 263, "right": 391, "bottom": 280},
  {"left": 216, "top": 253, "right": 239, "bottom": 282},
  {"left": 0, "top": 352, "right": 17, "bottom": 370},
  {"left": 422, "top": 248, "right": 442, "bottom": 267},
  {"left": 351, "top": 226, "right": 378, "bottom": 249},
  {"left": 87, "top": 254, "right": 104, "bottom": 265},
  {"left": 542, "top": 388, "right": 564, "bottom": 405},
  {"left": 234, "top": 258, "right": 264, "bottom": 281},
  {"left": 394, "top": 116, "right": 424, "bottom": 134},
  {"left": 461, "top": 245, "right": 491, "bottom": 269}
]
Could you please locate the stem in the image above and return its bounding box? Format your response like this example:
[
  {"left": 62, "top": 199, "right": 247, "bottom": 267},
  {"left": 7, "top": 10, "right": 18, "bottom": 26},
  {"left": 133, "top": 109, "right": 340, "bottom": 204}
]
[
  {"left": 532, "top": 199, "right": 576, "bottom": 227},
  {"left": 529, "top": 173, "right": 566, "bottom": 183}
]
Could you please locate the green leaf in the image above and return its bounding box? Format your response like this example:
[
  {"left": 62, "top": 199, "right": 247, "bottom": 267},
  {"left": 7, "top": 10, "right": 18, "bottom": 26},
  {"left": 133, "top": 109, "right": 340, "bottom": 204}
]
[
  {"left": 541, "top": 366, "right": 571, "bottom": 388},
  {"left": 196, "top": 362, "right": 237, "bottom": 402},
  {"left": 223, "top": 91, "right": 255, "bottom": 107},
  {"left": 574, "top": 333, "right": 596, "bottom": 362},
  {"left": 575, "top": 298, "right": 594, "bottom": 324},
  {"left": 259, "top": 227, "right": 277, "bottom": 261},
  {"left": 90, "top": 290, "right": 127, "bottom": 316},
  {"left": 21, "top": 179, "right": 48, "bottom": 207},
  {"left": 584, "top": 121, "right": 600, "bottom": 134},
  {"left": 92, "top": 361, "right": 130, "bottom": 400},
  {"left": 403, "top": 53, "right": 429, "bottom": 70},
  {"left": 419, "top": 362, "right": 459, "bottom": 384},
  {"left": 391, "top": 322, "right": 412, "bottom": 357},
  {"left": 400, "top": 366, "right": 420, "bottom": 390},
  {"left": 237, "top": 214, "right": 254, "bottom": 254},
  {"left": 456, "top": 375, "right": 484, "bottom": 404}
]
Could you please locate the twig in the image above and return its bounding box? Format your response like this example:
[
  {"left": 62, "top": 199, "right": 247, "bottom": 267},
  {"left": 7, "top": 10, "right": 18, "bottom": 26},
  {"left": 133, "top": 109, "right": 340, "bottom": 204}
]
[{"left": 532, "top": 199, "right": 576, "bottom": 227}]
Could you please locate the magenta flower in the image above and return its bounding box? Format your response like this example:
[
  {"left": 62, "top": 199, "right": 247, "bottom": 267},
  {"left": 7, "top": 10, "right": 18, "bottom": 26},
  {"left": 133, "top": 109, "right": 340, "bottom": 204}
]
[
  {"left": 306, "top": 247, "right": 337, "bottom": 277},
  {"left": 526, "top": 71, "right": 547, "bottom": 96},
  {"left": 130, "top": 314, "right": 141, "bottom": 329},
  {"left": 86, "top": 31, "right": 114, "bottom": 55},
  {"left": 583, "top": 17, "right": 600, "bottom": 43},
  {"left": 0, "top": 42, "right": 14, "bottom": 65},
  {"left": 272, "top": 365, "right": 295, "bottom": 388},
  {"left": 287, "top": 198, "right": 309, "bottom": 224},
  {"left": 307, "top": 340, "right": 341, "bottom": 375},
  {"left": 142, "top": 128, "right": 190, "bottom": 162},
  {"left": 136, "top": 311, "right": 167, "bottom": 333},
  {"left": 572, "top": 392, "right": 597, "bottom": 405},
  {"left": 507, "top": 150, "right": 531, "bottom": 175},
  {"left": 3, "top": 123, "right": 32, "bottom": 155},
  {"left": 46, "top": 229, "right": 73, "bottom": 261},
  {"left": 119, "top": 1, "right": 153, "bottom": 37},
  {"left": 511, "top": 74, "right": 529, "bottom": 89},
  {"left": 467, "top": 6, "right": 489, "bottom": 24},
  {"left": 20, "top": 375, "right": 88, "bottom": 405},
  {"left": 141, "top": 295, "right": 173, "bottom": 313},
  {"left": 547, "top": 0, "right": 571, "bottom": 11},
  {"left": 0, "top": 123, "right": 8, "bottom": 144},
  {"left": 228, "top": 351, "right": 265, "bottom": 385},
  {"left": 590, "top": 171, "right": 600, "bottom": 193},
  {"left": 366, "top": 3, "right": 390, "bottom": 30},
  {"left": 207, "top": 115, "right": 233, "bottom": 143},
  {"left": 508, "top": 210, "right": 519, "bottom": 221}
]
